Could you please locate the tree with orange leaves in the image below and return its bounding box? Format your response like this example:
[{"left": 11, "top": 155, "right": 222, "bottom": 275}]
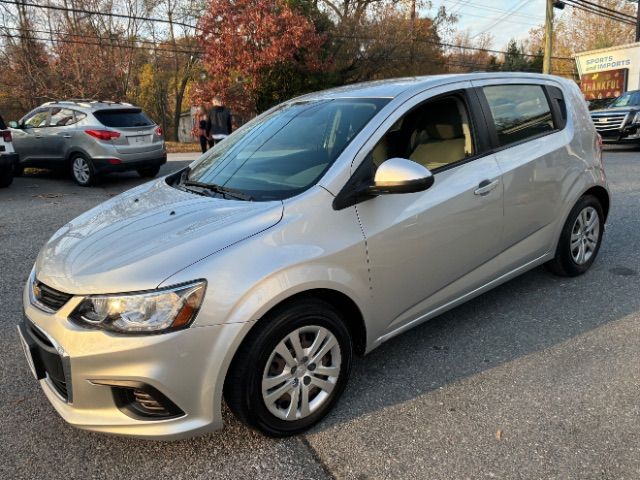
[{"left": 196, "top": 0, "right": 325, "bottom": 121}]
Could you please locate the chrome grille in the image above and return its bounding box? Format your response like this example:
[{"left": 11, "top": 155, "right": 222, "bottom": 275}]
[
  {"left": 591, "top": 112, "right": 628, "bottom": 132},
  {"left": 35, "top": 281, "right": 72, "bottom": 311}
]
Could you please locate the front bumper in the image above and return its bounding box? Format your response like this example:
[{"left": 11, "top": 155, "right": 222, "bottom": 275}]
[
  {"left": 92, "top": 153, "right": 167, "bottom": 174},
  {"left": 21, "top": 286, "right": 252, "bottom": 440}
]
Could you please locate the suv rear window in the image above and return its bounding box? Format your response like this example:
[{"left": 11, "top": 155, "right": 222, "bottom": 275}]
[
  {"left": 482, "top": 84, "right": 554, "bottom": 147},
  {"left": 94, "top": 109, "right": 154, "bottom": 128}
]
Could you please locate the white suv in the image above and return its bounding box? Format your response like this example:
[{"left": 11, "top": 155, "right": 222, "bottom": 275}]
[{"left": 0, "top": 114, "right": 18, "bottom": 187}]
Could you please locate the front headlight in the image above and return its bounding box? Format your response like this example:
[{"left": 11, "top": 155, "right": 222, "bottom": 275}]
[
  {"left": 633, "top": 112, "right": 640, "bottom": 124},
  {"left": 70, "top": 281, "right": 206, "bottom": 334}
]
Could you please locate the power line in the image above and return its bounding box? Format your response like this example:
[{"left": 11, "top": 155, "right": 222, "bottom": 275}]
[
  {"left": 0, "top": 31, "right": 199, "bottom": 56},
  {"left": 562, "top": 0, "right": 635, "bottom": 25},
  {"left": 1, "top": 21, "right": 575, "bottom": 63},
  {"left": 0, "top": 0, "right": 202, "bottom": 31},
  {"left": 445, "top": 0, "right": 542, "bottom": 21},
  {"left": 333, "top": 33, "right": 574, "bottom": 61},
  {"left": 573, "top": 0, "right": 635, "bottom": 21},
  {"left": 471, "top": 0, "right": 530, "bottom": 38},
  {"left": 2, "top": 25, "right": 198, "bottom": 51}
]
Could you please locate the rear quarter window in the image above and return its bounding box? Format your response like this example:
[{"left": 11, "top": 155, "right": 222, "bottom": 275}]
[
  {"left": 0, "top": 115, "right": 6, "bottom": 130},
  {"left": 482, "top": 84, "right": 555, "bottom": 147},
  {"left": 94, "top": 109, "right": 154, "bottom": 128}
]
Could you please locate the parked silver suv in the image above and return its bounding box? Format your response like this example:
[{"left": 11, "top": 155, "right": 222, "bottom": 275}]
[
  {"left": 19, "top": 73, "right": 609, "bottom": 440},
  {"left": 9, "top": 100, "right": 166, "bottom": 186}
]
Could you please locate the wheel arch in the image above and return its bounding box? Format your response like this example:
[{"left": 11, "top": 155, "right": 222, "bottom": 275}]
[
  {"left": 583, "top": 185, "right": 610, "bottom": 221},
  {"left": 239, "top": 288, "right": 368, "bottom": 356},
  {"left": 65, "top": 147, "right": 91, "bottom": 165}
]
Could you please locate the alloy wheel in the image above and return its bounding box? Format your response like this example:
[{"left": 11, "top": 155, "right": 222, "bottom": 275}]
[
  {"left": 570, "top": 206, "right": 600, "bottom": 265},
  {"left": 261, "top": 326, "right": 341, "bottom": 421},
  {"left": 72, "top": 157, "right": 90, "bottom": 184}
]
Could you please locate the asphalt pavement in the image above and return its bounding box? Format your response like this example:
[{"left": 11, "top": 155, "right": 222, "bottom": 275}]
[{"left": 1, "top": 149, "right": 639, "bottom": 479}]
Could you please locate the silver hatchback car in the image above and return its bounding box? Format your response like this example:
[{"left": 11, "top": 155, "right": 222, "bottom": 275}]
[
  {"left": 9, "top": 100, "right": 166, "bottom": 186},
  {"left": 19, "top": 73, "right": 609, "bottom": 439}
]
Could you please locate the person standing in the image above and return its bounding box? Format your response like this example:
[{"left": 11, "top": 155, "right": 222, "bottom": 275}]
[
  {"left": 192, "top": 105, "right": 209, "bottom": 154},
  {"left": 206, "top": 97, "right": 232, "bottom": 148}
]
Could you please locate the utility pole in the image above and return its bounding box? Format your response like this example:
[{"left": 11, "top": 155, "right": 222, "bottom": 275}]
[
  {"left": 543, "top": 0, "right": 554, "bottom": 74},
  {"left": 636, "top": 0, "right": 640, "bottom": 42},
  {"left": 410, "top": 0, "right": 416, "bottom": 75}
]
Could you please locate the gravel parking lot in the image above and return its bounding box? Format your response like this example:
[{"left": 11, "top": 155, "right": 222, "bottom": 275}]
[{"left": 1, "top": 149, "right": 639, "bottom": 479}]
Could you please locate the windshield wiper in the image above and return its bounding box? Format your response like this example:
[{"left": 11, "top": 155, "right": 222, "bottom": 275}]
[{"left": 183, "top": 179, "right": 254, "bottom": 201}]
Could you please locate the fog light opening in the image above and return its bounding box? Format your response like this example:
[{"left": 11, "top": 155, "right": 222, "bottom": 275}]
[{"left": 92, "top": 380, "right": 184, "bottom": 420}]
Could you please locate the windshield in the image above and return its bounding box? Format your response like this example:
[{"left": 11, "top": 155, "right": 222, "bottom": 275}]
[
  {"left": 185, "top": 98, "right": 388, "bottom": 201},
  {"left": 609, "top": 91, "right": 640, "bottom": 108}
]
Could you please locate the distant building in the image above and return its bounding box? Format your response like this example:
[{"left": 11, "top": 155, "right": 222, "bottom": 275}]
[
  {"left": 178, "top": 108, "right": 197, "bottom": 143},
  {"left": 575, "top": 43, "right": 640, "bottom": 101}
]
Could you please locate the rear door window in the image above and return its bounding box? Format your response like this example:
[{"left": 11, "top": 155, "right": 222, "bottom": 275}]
[
  {"left": 482, "top": 84, "right": 554, "bottom": 147},
  {"left": 94, "top": 109, "right": 154, "bottom": 128},
  {"left": 49, "top": 108, "right": 76, "bottom": 127}
]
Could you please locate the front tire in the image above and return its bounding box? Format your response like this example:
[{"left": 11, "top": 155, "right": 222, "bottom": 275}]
[
  {"left": 224, "top": 299, "right": 353, "bottom": 436},
  {"left": 70, "top": 155, "right": 96, "bottom": 186},
  {"left": 545, "top": 194, "right": 604, "bottom": 277}
]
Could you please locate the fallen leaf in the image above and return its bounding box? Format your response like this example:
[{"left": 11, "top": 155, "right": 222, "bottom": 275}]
[{"left": 495, "top": 429, "right": 502, "bottom": 440}]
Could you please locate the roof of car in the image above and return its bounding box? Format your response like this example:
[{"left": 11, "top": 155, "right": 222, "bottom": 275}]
[
  {"left": 42, "top": 100, "right": 136, "bottom": 110},
  {"left": 296, "top": 72, "right": 566, "bottom": 101}
]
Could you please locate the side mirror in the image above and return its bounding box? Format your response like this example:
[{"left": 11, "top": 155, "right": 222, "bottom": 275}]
[
  {"left": 367, "top": 158, "right": 434, "bottom": 195},
  {"left": 8, "top": 121, "right": 19, "bottom": 128}
]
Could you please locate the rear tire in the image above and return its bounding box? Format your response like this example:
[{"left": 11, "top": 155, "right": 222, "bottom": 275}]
[
  {"left": 0, "top": 169, "right": 13, "bottom": 187},
  {"left": 224, "top": 298, "right": 353, "bottom": 437},
  {"left": 545, "top": 194, "right": 604, "bottom": 277},
  {"left": 70, "top": 154, "right": 96, "bottom": 187},
  {"left": 137, "top": 166, "right": 160, "bottom": 178}
]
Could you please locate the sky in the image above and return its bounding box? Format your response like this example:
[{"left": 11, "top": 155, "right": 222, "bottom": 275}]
[{"left": 429, "top": 0, "right": 552, "bottom": 48}]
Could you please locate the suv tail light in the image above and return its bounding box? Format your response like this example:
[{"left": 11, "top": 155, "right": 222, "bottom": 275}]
[
  {"left": 85, "top": 129, "right": 120, "bottom": 141},
  {"left": 155, "top": 126, "right": 163, "bottom": 137},
  {"left": 2, "top": 130, "right": 11, "bottom": 143}
]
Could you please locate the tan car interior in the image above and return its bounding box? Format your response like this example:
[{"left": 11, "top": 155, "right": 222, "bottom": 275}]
[{"left": 372, "top": 96, "right": 474, "bottom": 171}]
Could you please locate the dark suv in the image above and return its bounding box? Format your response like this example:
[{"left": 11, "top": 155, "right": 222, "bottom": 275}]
[{"left": 590, "top": 90, "right": 640, "bottom": 144}]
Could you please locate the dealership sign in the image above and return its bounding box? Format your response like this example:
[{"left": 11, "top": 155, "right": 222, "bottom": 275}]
[{"left": 580, "top": 69, "right": 628, "bottom": 100}]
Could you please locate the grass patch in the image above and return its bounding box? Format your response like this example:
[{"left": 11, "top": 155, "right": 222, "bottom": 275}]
[{"left": 165, "top": 141, "right": 201, "bottom": 154}]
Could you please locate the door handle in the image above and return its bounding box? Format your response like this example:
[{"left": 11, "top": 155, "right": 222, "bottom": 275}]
[
  {"left": 474, "top": 179, "right": 499, "bottom": 196},
  {"left": 62, "top": 135, "right": 72, "bottom": 138}
]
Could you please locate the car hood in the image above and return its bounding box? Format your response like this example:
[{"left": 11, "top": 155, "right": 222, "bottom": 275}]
[{"left": 35, "top": 179, "right": 284, "bottom": 294}]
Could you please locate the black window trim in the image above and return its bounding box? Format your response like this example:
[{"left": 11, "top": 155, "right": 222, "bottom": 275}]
[
  {"left": 333, "top": 87, "right": 495, "bottom": 210},
  {"left": 21, "top": 107, "right": 51, "bottom": 129},
  {"left": 475, "top": 83, "right": 566, "bottom": 154},
  {"left": 49, "top": 107, "right": 78, "bottom": 127},
  {"left": 372, "top": 88, "right": 494, "bottom": 176},
  {"left": 427, "top": 87, "right": 494, "bottom": 175}
]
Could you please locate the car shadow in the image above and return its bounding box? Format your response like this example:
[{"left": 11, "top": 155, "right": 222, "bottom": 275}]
[
  {"left": 307, "top": 220, "right": 638, "bottom": 434},
  {"left": 8, "top": 161, "right": 191, "bottom": 193}
]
